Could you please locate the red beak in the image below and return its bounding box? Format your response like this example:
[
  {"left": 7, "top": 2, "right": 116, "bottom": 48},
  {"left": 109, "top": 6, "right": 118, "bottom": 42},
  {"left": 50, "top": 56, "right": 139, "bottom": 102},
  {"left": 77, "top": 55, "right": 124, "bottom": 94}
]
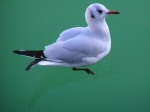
[{"left": 108, "top": 10, "right": 120, "bottom": 14}]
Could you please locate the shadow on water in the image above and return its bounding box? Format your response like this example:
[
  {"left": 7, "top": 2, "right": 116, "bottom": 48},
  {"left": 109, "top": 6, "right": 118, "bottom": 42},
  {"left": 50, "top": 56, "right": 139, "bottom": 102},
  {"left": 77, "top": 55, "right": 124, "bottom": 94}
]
[{"left": 28, "top": 61, "right": 119, "bottom": 109}]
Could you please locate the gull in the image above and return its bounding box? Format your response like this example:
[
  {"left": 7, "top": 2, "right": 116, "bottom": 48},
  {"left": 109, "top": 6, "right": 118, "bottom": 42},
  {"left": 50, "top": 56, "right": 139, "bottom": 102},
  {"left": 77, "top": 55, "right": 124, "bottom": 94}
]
[{"left": 13, "top": 3, "right": 119, "bottom": 75}]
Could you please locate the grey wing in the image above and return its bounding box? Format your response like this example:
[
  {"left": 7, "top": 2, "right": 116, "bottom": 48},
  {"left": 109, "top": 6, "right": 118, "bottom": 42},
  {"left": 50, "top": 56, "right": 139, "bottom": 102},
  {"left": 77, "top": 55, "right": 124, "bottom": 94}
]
[
  {"left": 43, "top": 27, "right": 101, "bottom": 66},
  {"left": 44, "top": 36, "right": 101, "bottom": 64},
  {"left": 56, "top": 27, "right": 84, "bottom": 42},
  {"left": 45, "top": 27, "right": 84, "bottom": 49}
]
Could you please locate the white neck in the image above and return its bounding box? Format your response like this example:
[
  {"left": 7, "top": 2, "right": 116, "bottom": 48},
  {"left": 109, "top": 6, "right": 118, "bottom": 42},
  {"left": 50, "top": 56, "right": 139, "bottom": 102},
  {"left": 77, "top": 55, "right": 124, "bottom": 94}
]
[{"left": 88, "top": 18, "right": 111, "bottom": 41}]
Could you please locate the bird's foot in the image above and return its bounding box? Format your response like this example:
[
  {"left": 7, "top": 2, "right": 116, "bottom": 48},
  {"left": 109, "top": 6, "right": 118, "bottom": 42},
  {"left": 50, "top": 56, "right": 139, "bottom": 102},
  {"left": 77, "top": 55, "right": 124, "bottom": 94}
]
[{"left": 72, "top": 67, "right": 95, "bottom": 75}]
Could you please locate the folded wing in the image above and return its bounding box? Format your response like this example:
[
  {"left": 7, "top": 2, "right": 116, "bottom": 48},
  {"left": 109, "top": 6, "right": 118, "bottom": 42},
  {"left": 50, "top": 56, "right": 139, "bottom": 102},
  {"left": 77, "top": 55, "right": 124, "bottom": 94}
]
[{"left": 56, "top": 27, "right": 84, "bottom": 42}]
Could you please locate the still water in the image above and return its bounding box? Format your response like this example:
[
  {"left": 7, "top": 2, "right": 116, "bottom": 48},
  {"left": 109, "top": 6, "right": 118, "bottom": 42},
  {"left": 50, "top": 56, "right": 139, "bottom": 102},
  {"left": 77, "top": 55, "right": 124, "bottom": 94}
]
[{"left": 1, "top": 0, "right": 150, "bottom": 112}]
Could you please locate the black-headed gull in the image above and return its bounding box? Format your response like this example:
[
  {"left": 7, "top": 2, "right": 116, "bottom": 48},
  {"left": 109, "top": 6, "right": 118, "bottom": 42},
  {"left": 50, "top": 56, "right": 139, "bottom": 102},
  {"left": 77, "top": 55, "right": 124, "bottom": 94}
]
[{"left": 13, "top": 3, "right": 119, "bottom": 75}]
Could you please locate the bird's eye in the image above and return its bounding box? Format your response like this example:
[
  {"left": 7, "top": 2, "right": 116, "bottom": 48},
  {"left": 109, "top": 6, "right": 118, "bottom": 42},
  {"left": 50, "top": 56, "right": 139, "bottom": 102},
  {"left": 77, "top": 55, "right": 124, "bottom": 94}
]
[{"left": 98, "top": 10, "right": 103, "bottom": 14}]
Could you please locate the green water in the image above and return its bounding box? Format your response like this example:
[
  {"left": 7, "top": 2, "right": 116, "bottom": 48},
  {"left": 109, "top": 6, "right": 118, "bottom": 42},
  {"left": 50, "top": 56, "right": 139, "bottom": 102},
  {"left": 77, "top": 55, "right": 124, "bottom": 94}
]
[{"left": 1, "top": 0, "right": 150, "bottom": 112}]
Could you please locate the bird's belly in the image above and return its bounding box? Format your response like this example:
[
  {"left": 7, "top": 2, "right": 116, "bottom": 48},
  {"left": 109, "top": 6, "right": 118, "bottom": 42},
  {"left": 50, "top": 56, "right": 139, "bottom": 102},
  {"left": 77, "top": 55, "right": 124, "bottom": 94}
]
[{"left": 82, "top": 40, "right": 111, "bottom": 65}]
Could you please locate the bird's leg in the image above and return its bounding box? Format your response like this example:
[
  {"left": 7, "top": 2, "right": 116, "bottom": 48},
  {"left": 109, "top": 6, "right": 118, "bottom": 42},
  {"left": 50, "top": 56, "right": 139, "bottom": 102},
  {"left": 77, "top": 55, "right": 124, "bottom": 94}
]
[{"left": 72, "top": 67, "right": 95, "bottom": 75}]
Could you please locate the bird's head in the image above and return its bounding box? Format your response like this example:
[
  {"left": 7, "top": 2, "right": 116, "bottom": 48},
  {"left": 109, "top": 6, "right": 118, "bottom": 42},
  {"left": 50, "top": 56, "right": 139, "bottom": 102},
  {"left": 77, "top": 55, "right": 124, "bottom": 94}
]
[{"left": 85, "top": 3, "right": 120, "bottom": 24}]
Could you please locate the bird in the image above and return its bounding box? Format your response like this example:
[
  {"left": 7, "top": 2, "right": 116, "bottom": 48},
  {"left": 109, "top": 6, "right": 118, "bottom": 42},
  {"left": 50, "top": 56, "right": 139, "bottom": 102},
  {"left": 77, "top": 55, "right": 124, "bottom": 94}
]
[{"left": 13, "top": 3, "right": 119, "bottom": 75}]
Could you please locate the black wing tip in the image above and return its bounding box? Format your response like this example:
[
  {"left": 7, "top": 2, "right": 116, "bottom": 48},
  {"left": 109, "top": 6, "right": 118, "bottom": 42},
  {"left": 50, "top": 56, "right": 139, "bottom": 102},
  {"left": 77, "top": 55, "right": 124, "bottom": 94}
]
[
  {"left": 25, "top": 67, "right": 30, "bottom": 71},
  {"left": 13, "top": 50, "right": 18, "bottom": 53},
  {"left": 12, "top": 50, "right": 23, "bottom": 54},
  {"left": 12, "top": 50, "right": 46, "bottom": 58},
  {"left": 25, "top": 59, "right": 42, "bottom": 71}
]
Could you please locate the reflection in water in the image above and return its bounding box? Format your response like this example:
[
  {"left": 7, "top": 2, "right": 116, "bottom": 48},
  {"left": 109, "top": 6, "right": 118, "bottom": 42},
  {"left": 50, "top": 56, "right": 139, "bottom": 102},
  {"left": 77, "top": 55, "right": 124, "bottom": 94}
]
[
  {"left": 28, "top": 67, "right": 89, "bottom": 109},
  {"left": 28, "top": 60, "right": 117, "bottom": 109}
]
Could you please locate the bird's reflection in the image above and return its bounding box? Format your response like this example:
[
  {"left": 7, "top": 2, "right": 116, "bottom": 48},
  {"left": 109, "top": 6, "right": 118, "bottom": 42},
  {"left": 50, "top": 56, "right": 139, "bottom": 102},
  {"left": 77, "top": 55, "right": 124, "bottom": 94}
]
[
  {"left": 28, "top": 60, "right": 116, "bottom": 109},
  {"left": 28, "top": 67, "right": 90, "bottom": 109}
]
